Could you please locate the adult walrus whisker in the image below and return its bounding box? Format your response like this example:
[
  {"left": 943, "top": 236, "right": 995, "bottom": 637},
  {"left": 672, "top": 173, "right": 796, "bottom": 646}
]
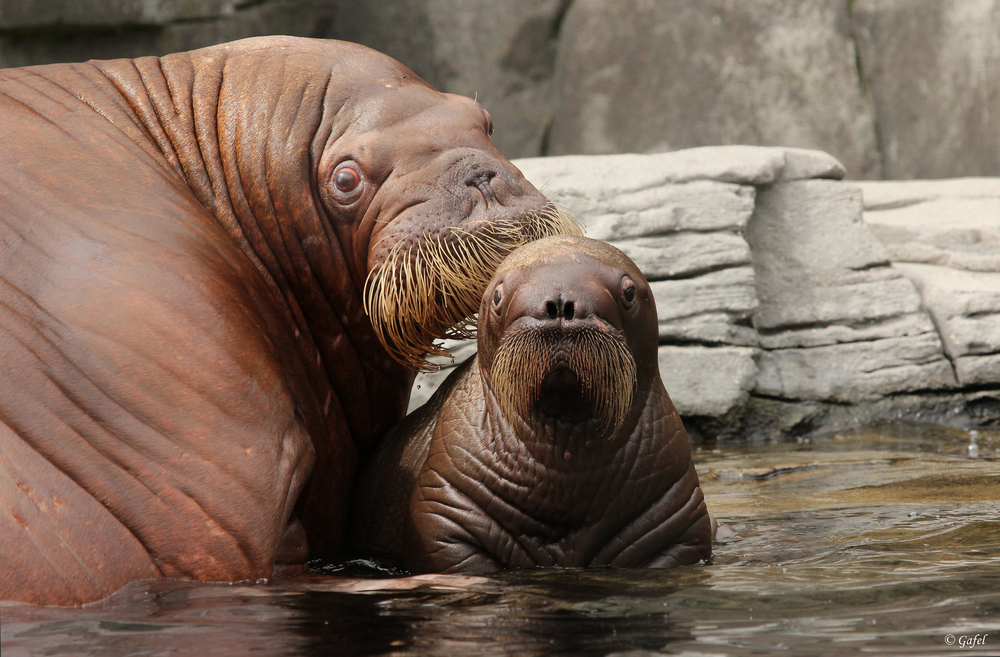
[{"left": 364, "top": 207, "right": 581, "bottom": 371}]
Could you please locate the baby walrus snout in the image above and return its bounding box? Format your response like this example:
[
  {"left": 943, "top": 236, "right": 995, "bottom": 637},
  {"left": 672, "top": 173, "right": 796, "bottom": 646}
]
[
  {"left": 486, "top": 256, "right": 638, "bottom": 432},
  {"left": 351, "top": 235, "right": 713, "bottom": 574}
]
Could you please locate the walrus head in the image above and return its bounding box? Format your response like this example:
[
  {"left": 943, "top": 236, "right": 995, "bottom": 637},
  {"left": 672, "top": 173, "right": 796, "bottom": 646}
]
[
  {"left": 303, "top": 43, "right": 581, "bottom": 370},
  {"left": 477, "top": 235, "right": 659, "bottom": 437},
  {"left": 122, "top": 36, "right": 578, "bottom": 375}
]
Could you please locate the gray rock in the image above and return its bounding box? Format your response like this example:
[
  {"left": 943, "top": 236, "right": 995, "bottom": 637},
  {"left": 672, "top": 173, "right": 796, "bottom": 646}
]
[
  {"left": 743, "top": 391, "right": 1000, "bottom": 443},
  {"left": 858, "top": 179, "right": 1000, "bottom": 272},
  {"left": 755, "top": 333, "right": 957, "bottom": 403},
  {"left": 747, "top": 178, "right": 957, "bottom": 403},
  {"left": 857, "top": 178, "right": 1000, "bottom": 210},
  {"left": 610, "top": 233, "right": 751, "bottom": 281},
  {"left": 547, "top": 0, "right": 879, "bottom": 178},
  {"left": 747, "top": 179, "right": 923, "bottom": 330},
  {"left": 658, "top": 346, "right": 759, "bottom": 417},
  {"left": 894, "top": 264, "right": 1000, "bottom": 381},
  {"left": 851, "top": 0, "right": 1000, "bottom": 179},
  {"left": 0, "top": 0, "right": 238, "bottom": 28},
  {"left": 955, "top": 355, "right": 1000, "bottom": 387},
  {"left": 573, "top": 181, "right": 755, "bottom": 241},
  {"left": 650, "top": 267, "right": 758, "bottom": 345},
  {"left": 333, "top": 0, "right": 569, "bottom": 159},
  {"left": 514, "top": 146, "right": 845, "bottom": 197},
  {"left": 0, "top": 0, "right": 335, "bottom": 68},
  {"left": 758, "top": 312, "right": 938, "bottom": 350}
]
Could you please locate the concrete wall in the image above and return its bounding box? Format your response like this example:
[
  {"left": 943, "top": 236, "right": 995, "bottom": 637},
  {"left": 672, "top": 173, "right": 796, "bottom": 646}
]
[{"left": 2, "top": 0, "right": 998, "bottom": 180}]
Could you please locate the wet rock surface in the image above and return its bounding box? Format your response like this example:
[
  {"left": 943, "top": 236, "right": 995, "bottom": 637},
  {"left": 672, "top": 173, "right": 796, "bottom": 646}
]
[{"left": 412, "top": 147, "right": 1000, "bottom": 441}]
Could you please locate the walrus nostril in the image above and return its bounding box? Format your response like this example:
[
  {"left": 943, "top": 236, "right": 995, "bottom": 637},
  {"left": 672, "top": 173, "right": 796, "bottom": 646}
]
[
  {"left": 544, "top": 297, "right": 575, "bottom": 320},
  {"left": 468, "top": 172, "right": 498, "bottom": 204}
]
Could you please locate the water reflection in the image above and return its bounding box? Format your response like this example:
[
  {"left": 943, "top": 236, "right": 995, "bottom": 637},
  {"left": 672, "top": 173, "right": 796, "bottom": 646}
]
[{"left": 3, "top": 422, "right": 1000, "bottom": 656}]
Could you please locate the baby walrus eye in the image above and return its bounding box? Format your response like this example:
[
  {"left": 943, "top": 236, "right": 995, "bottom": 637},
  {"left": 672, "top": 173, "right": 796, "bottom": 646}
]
[{"left": 621, "top": 277, "right": 637, "bottom": 308}]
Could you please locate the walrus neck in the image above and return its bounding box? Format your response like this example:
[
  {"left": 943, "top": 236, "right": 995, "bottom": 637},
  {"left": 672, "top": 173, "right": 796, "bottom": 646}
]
[
  {"left": 64, "top": 54, "right": 414, "bottom": 559},
  {"left": 481, "top": 374, "right": 634, "bottom": 471},
  {"left": 470, "top": 376, "right": 666, "bottom": 531}
]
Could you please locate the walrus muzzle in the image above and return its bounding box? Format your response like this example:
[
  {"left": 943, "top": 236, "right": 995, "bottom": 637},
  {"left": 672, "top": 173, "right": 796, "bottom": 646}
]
[
  {"left": 364, "top": 206, "right": 580, "bottom": 370},
  {"left": 488, "top": 323, "right": 637, "bottom": 433}
]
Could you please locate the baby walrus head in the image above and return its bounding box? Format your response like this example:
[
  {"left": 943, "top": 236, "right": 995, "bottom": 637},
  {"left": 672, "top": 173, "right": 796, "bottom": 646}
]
[
  {"left": 351, "top": 235, "right": 712, "bottom": 573},
  {"left": 481, "top": 235, "right": 648, "bottom": 439}
]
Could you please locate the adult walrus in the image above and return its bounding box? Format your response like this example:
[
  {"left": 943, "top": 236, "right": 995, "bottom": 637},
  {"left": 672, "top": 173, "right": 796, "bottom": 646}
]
[
  {"left": 352, "top": 236, "right": 712, "bottom": 572},
  {"left": 0, "top": 36, "right": 576, "bottom": 605}
]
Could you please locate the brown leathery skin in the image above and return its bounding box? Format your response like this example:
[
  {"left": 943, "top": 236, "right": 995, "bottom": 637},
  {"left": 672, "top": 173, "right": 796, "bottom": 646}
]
[
  {"left": 351, "top": 236, "right": 712, "bottom": 571},
  {"left": 0, "top": 36, "right": 563, "bottom": 605}
]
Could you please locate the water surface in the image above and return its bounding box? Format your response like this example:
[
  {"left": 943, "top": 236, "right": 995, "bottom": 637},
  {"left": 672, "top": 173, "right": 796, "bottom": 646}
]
[{"left": 3, "top": 422, "right": 999, "bottom": 656}]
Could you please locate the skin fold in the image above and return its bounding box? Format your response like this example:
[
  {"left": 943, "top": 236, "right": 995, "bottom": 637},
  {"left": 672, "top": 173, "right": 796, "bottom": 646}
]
[
  {"left": 352, "top": 236, "right": 713, "bottom": 572},
  {"left": 0, "top": 36, "right": 571, "bottom": 605}
]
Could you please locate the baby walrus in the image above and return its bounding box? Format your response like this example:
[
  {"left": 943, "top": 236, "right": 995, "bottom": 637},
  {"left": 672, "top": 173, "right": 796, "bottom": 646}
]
[{"left": 351, "top": 235, "right": 712, "bottom": 572}]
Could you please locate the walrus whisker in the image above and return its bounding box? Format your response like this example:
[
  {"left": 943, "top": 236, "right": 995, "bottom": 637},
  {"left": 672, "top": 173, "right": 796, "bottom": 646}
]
[
  {"left": 365, "top": 206, "right": 581, "bottom": 370},
  {"left": 489, "top": 325, "right": 637, "bottom": 434}
]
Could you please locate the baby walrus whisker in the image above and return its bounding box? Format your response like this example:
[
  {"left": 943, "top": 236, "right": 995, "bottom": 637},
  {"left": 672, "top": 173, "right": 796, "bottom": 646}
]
[{"left": 351, "top": 235, "right": 712, "bottom": 572}]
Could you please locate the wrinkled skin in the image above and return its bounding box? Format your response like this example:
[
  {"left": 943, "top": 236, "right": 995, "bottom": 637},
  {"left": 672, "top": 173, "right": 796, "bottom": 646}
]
[
  {"left": 0, "top": 36, "right": 555, "bottom": 605},
  {"left": 352, "top": 236, "right": 712, "bottom": 572}
]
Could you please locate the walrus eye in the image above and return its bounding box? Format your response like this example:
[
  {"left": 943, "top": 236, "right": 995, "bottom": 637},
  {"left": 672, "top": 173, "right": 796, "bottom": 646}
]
[
  {"left": 492, "top": 284, "right": 503, "bottom": 313},
  {"left": 622, "top": 277, "right": 637, "bottom": 308},
  {"left": 484, "top": 109, "right": 494, "bottom": 137},
  {"left": 334, "top": 166, "right": 361, "bottom": 193}
]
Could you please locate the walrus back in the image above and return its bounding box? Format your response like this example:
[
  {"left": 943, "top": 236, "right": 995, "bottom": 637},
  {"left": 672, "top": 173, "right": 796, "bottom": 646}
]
[{"left": 0, "top": 60, "right": 320, "bottom": 605}]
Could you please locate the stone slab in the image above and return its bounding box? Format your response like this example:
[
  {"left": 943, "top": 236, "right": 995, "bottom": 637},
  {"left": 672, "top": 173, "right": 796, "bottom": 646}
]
[
  {"left": 757, "top": 312, "right": 939, "bottom": 350},
  {"left": 657, "top": 313, "right": 759, "bottom": 349},
  {"left": 857, "top": 178, "right": 1000, "bottom": 210},
  {"left": 514, "top": 146, "right": 845, "bottom": 199},
  {"left": 747, "top": 179, "right": 927, "bottom": 330},
  {"left": 610, "top": 233, "right": 751, "bottom": 281},
  {"left": 658, "top": 345, "right": 759, "bottom": 418},
  {"left": 955, "top": 355, "right": 1000, "bottom": 387},
  {"left": 895, "top": 263, "right": 1000, "bottom": 362},
  {"left": 858, "top": 180, "right": 1000, "bottom": 272},
  {"left": 649, "top": 266, "right": 757, "bottom": 325},
  {"left": 755, "top": 332, "right": 957, "bottom": 404}
]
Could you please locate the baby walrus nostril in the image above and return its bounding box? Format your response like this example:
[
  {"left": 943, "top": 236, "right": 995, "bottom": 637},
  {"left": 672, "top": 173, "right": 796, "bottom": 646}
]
[
  {"left": 545, "top": 296, "right": 575, "bottom": 320},
  {"left": 351, "top": 234, "right": 713, "bottom": 575}
]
